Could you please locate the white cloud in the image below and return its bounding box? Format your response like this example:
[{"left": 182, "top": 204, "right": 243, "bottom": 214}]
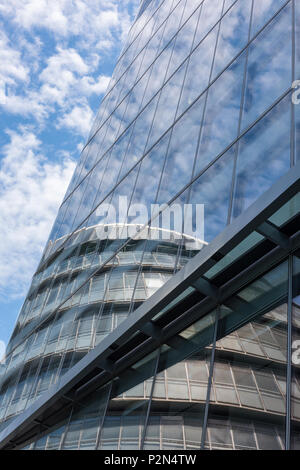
[
  {"left": 0, "top": 0, "right": 140, "bottom": 306},
  {"left": 0, "top": 0, "right": 140, "bottom": 122},
  {"left": 1, "top": 92, "right": 48, "bottom": 120},
  {"left": 79, "top": 75, "right": 111, "bottom": 96},
  {"left": 57, "top": 104, "right": 94, "bottom": 136},
  {"left": 0, "top": 0, "right": 140, "bottom": 46},
  {"left": 39, "top": 47, "right": 89, "bottom": 84},
  {"left": 0, "top": 128, "right": 76, "bottom": 300},
  {"left": 38, "top": 48, "right": 111, "bottom": 110},
  {"left": 1, "top": 45, "right": 111, "bottom": 130},
  {"left": 0, "top": 31, "right": 29, "bottom": 86}
]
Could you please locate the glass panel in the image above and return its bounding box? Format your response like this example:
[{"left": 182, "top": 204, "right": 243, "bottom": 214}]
[
  {"left": 61, "top": 384, "right": 111, "bottom": 450},
  {"left": 268, "top": 194, "right": 300, "bottom": 228},
  {"left": 212, "top": 0, "right": 252, "bottom": 79},
  {"left": 233, "top": 95, "right": 291, "bottom": 219},
  {"left": 97, "top": 350, "right": 159, "bottom": 450},
  {"left": 242, "top": 3, "right": 292, "bottom": 130},
  {"left": 144, "top": 310, "right": 217, "bottom": 450},
  {"left": 142, "top": 39, "right": 174, "bottom": 106},
  {"left": 205, "top": 232, "right": 265, "bottom": 280},
  {"left": 251, "top": 0, "right": 288, "bottom": 37},
  {"left": 166, "top": 6, "right": 201, "bottom": 81},
  {"left": 295, "top": 0, "right": 300, "bottom": 166},
  {"left": 205, "top": 261, "right": 288, "bottom": 450},
  {"left": 194, "top": 0, "right": 224, "bottom": 46},
  {"left": 194, "top": 52, "right": 245, "bottom": 175},
  {"left": 160, "top": 0, "right": 186, "bottom": 52},
  {"left": 120, "top": 94, "right": 159, "bottom": 178},
  {"left": 130, "top": 131, "right": 171, "bottom": 216},
  {"left": 189, "top": 145, "right": 235, "bottom": 243},
  {"left": 156, "top": 95, "right": 205, "bottom": 205},
  {"left": 146, "top": 62, "right": 187, "bottom": 151},
  {"left": 291, "top": 255, "right": 300, "bottom": 449},
  {"left": 296, "top": 0, "right": 300, "bottom": 80},
  {"left": 178, "top": 25, "right": 218, "bottom": 115},
  {"left": 137, "top": 22, "right": 165, "bottom": 82}
]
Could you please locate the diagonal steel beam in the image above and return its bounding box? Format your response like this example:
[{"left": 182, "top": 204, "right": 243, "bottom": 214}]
[
  {"left": 256, "top": 221, "right": 291, "bottom": 250},
  {"left": 192, "top": 277, "right": 219, "bottom": 300}
]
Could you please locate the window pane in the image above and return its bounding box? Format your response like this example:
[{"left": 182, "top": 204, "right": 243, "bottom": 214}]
[
  {"left": 212, "top": 0, "right": 252, "bottom": 79},
  {"left": 205, "top": 262, "right": 288, "bottom": 450},
  {"left": 251, "top": 0, "right": 288, "bottom": 37},
  {"left": 242, "top": 4, "right": 292, "bottom": 130},
  {"left": 195, "top": 52, "right": 245, "bottom": 175},
  {"left": 291, "top": 255, "right": 300, "bottom": 449},
  {"left": 178, "top": 26, "right": 218, "bottom": 115},
  {"left": 233, "top": 95, "right": 291, "bottom": 219},
  {"left": 189, "top": 145, "right": 235, "bottom": 243}
]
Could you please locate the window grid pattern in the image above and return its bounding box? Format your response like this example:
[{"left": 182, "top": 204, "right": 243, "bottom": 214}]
[{"left": 11, "top": 0, "right": 293, "bottom": 371}]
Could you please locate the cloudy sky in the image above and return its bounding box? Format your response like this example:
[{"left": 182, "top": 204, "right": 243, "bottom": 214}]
[{"left": 0, "top": 0, "right": 140, "bottom": 346}]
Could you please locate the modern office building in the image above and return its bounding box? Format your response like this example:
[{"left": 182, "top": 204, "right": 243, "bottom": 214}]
[{"left": 0, "top": 0, "right": 299, "bottom": 450}]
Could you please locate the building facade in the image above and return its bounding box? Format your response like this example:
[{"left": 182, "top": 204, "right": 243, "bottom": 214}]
[{"left": 0, "top": 0, "right": 299, "bottom": 450}]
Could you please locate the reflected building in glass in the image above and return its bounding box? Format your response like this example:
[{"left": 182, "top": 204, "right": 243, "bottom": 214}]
[{"left": 0, "top": 0, "right": 300, "bottom": 451}]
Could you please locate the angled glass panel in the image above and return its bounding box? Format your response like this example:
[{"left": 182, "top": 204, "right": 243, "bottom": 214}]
[
  {"left": 97, "top": 350, "right": 159, "bottom": 450},
  {"left": 61, "top": 383, "right": 111, "bottom": 450},
  {"left": 120, "top": 94, "right": 159, "bottom": 178},
  {"left": 178, "top": 24, "right": 218, "bottom": 115},
  {"left": 137, "top": 21, "right": 166, "bottom": 81},
  {"left": 156, "top": 95, "right": 205, "bottom": 205},
  {"left": 146, "top": 62, "right": 187, "bottom": 151},
  {"left": 144, "top": 310, "right": 217, "bottom": 450},
  {"left": 180, "top": 0, "right": 201, "bottom": 26},
  {"left": 160, "top": 0, "right": 186, "bottom": 50},
  {"left": 251, "top": 0, "right": 289, "bottom": 37},
  {"left": 291, "top": 255, "right": 300, "bottom": 449},
  {"left": 194, "top": 0, "right": 224, "bottom": 46},
  {"left": 130, "top": 131, "right": 171, "bottom": 216},
  {"left": 242, "top": 3, "right": 292, "bottom": 130},
  {"left": 189, "top": 145, "right": 235, "bottom": 244},
  {"left": 205, "top": 261, "right": 288, "bottom": 450},
  {"left": 142, "top": 35, "right": 174, "bottom": 106},
  {"left": 232, "top": 94, "right": 291, "bottom": 219},
  {"left": 295, "top": 1, "right": 300, "bottom": 165},
  {"left": 166, "top": 5, "right": 201, "bottom": 80},
  {"left": 212, "top": 0, "right": 252, "bottom": 79},
  {"left": 194, "top": 52, "right": 245, "bottom": 176}
]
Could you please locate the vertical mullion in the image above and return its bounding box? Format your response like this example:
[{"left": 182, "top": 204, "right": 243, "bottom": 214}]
[
  {"left": 141, "top": 348, "right": 161, "bottom": 449},
  {"left": 286, "top": 254, "right": 293, "bottom": 450},
  {"left": 200, "top": 306, "right": 220, "bottom": 450},
  {"left": 94, "top": 380, "right": 113, "bottom": 450},
  {"left": 58, "top": 400, "right": 76, "bottom": 450},
  {"left": 189, "top": 0, "right": 226, "bottom": 187},
  {"left": 227, "top": 0, "right": 254, "bottom": 225},
  {"left": 291, "top": 0, "right": 296, "bottom": 167}
]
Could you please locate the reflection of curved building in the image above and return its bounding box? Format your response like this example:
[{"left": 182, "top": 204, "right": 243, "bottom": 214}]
[
  {"left": 0, "top": 0, "right": 299, "bottom": 451},
  {"left": 0, "top": 225, "right": 201, "bottom": 428},
  {"left": 58, "top": 306, "right": 291, "bottom": 451}
]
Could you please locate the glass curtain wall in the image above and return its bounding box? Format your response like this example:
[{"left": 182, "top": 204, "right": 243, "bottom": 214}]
[{"left": 0, "top": 0, "right": 298, "bottom": 451}]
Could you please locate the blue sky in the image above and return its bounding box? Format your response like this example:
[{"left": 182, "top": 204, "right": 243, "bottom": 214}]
[{"left": 0, "top": 0, "right": 140, "bottom": 348}]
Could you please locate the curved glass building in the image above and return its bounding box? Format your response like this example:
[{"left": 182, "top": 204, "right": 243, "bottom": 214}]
[{"left": 0, "top": 0, "right": 299, "bottom": 450}]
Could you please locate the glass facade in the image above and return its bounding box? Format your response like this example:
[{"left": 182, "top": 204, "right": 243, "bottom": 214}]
[{"left": 0, "top": 0, "right": 299, "bottom": 451}]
